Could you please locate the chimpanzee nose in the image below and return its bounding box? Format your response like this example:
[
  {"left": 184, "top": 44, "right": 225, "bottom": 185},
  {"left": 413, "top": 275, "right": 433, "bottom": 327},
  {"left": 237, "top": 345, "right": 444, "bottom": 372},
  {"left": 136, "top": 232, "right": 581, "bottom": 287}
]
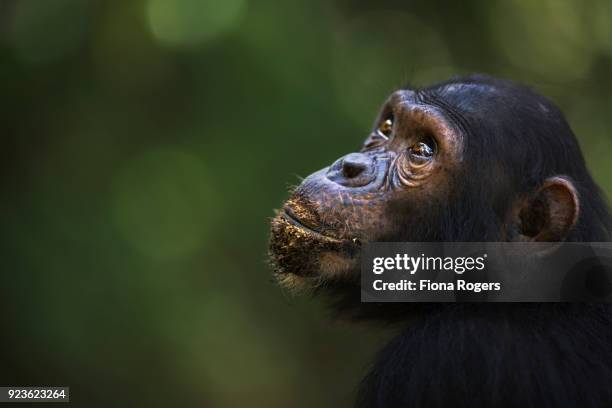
[
  {"left": 341, "top": 153, "right": 370, "bottom": 178},
  {"left": 325, "top": 152, "right": 376, "bottom": 188}
]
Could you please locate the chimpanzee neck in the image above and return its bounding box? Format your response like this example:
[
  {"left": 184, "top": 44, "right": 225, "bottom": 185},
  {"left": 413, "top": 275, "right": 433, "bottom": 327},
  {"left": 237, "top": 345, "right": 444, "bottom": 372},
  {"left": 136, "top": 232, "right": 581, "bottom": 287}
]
[{"left": 356, "top": 303, "right": 612, "bottom": 408}]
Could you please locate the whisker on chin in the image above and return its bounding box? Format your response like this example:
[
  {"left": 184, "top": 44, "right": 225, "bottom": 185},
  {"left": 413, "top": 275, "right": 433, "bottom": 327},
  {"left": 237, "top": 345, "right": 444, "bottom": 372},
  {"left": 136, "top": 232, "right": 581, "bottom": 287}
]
[{"left": 285, "top": 182, "right": 300, "bottom": 194}]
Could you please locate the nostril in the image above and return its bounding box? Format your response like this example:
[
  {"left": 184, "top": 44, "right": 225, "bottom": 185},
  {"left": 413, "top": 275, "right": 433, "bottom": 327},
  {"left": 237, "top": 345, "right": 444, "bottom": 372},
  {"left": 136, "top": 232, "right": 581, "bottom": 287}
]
[
  {"left": 326, "top": 152, "right": 376, "bottom": 187},
  {"left": 342, "top": 153, "right": 370, "bottom": 179}
]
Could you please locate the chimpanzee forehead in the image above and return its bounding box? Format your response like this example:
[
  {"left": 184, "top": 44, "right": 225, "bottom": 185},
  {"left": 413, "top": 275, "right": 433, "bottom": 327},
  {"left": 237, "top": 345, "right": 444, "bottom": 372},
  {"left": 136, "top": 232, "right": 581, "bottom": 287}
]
[
  {"left": 422, "top": 82, "right": 505, "bottom": 113},
  {"left": 391, "top": 76, "right": 567, "bottom": 154},
  {"left": 396, "top": 80, "right": 505, "bottom": 115},
  {"left": 413, "top": 77, "right": 555, "bottom": 117},
  {"left": 435, "top": 82, "right": 500, "bottom": 97}
]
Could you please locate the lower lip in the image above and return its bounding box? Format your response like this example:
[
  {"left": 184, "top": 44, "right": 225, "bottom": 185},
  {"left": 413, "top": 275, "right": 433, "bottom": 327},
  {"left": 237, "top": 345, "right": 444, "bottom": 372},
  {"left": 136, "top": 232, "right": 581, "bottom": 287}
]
[
  {"left": 280, "top": 209, "right": 343, "bottom": 243},
  {"left": 282, "top": 206, "right": 319, "bottom": 230}
]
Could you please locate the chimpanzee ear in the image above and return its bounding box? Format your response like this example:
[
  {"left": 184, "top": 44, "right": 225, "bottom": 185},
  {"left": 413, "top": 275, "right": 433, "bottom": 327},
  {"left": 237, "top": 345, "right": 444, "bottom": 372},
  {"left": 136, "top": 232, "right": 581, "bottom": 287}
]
[{"left": 517, "top": 176, "right": 580, "bottom": 242}]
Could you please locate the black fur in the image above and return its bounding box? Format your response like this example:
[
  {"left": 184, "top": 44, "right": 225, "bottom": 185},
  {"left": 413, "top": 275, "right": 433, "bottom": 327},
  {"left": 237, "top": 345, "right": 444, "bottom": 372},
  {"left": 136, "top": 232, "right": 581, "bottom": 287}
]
[{"left": 357, "top": 304, "right": 612, "bottom": 408}]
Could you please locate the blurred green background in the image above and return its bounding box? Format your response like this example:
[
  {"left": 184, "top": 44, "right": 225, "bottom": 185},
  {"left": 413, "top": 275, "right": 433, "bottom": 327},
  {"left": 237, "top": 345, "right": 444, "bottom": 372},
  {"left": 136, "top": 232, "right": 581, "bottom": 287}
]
[{"left": 1, "top": 0, "right": 611, "bottom": 406}]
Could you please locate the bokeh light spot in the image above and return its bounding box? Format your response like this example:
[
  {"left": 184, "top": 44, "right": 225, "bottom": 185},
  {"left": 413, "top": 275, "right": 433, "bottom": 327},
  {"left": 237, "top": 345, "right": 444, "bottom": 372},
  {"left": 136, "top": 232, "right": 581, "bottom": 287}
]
[
  {"left": 93, "top": 1, "right": 178, "bottom": 92},
  {"left": 146, "top": 0, "right": 247, "bottom": 48},
  {"left": 9, "top": 0, "right": 91, "bottom": 63},
  {"left": 488, "top": 0, "right": 594, "bottom": 81},
  {"left": 589, "top": 0, "right": 612, "bottom": 56},
  {"left": 112, "top": 149, "right": 215, "bottom": 260}
]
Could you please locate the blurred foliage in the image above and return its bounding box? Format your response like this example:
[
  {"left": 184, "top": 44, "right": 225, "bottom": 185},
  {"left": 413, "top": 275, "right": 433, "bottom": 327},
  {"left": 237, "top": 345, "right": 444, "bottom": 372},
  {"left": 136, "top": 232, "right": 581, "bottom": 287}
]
[{"left": 1, "top": 0, "right": 611, "bottom": 406}]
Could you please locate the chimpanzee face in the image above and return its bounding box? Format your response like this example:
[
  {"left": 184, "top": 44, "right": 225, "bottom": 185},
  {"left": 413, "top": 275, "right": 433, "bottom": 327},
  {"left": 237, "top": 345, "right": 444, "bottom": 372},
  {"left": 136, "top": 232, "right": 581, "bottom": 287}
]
[
  {"left": 270, "top": 76, "right": 589, "bottom": 292},
  {"left": 269, "top": 87, "right": 467, "bottom": 290},
  {"left": 284, "top": 90, "right": 464, "bottom": 239}
]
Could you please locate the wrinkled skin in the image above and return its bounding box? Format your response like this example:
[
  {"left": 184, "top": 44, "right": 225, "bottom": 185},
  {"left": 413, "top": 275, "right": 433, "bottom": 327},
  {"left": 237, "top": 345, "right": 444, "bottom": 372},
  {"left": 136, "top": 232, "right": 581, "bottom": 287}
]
[{"left": 270, "top": 89, "right": 466, "bottom": 290}]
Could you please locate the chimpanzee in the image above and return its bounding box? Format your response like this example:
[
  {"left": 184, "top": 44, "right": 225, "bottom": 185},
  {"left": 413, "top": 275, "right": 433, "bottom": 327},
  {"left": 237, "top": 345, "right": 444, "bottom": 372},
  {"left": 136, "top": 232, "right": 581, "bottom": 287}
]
[{"left": 269, "top": 75, "right": 612, "bottom": 407}]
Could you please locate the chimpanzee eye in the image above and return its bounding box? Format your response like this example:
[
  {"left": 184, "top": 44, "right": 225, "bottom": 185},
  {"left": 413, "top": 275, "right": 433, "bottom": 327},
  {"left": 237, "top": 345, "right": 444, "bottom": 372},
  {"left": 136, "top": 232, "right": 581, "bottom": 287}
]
[
  {"left": 408, "top": 137, "right": 436, "bottom": 164},
  {"left": 377, "top": 117, "right": 393, "bottom": 139},
  {"left": 363, "top": 116, "right": 393, "bottom": 150}
]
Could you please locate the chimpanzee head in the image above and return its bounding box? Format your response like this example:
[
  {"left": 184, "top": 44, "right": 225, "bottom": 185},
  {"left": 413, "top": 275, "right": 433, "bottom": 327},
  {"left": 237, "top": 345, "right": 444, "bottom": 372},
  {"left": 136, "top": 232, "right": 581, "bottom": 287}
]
[{"left": 269, "top": 75, "right": 611, "bottom": 293}]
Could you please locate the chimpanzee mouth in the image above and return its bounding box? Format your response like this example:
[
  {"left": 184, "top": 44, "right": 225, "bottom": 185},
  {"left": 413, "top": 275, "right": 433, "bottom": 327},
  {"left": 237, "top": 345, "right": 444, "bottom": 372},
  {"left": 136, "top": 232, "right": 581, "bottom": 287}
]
[
  {"left": 270, "top": 204, "right": 362, "bottom": 286},
  {"left": 280, "top": 207, "right": 344, "bottom": 244}
]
